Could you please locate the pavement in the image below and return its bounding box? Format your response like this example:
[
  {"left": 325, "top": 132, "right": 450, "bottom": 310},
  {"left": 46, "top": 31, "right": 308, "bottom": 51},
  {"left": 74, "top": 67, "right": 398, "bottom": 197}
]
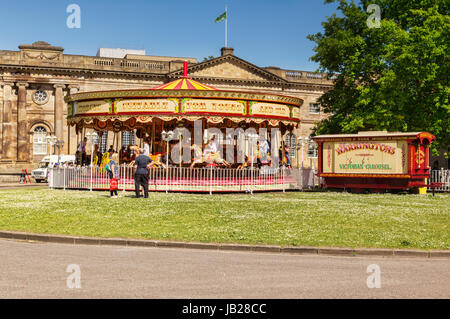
[{"left": 0, "top": 238, "right": 449, "bottom": 299}]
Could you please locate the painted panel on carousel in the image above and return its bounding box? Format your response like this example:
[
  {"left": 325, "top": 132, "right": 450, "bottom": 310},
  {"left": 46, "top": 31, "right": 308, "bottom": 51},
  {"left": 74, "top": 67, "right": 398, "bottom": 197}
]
[
  {"left": 291, "top": 106, "right": 300, "bottom": 121},
  {"left": 249, "top": 102, "right": 291, "bottom": 119},
  {"left": 181, "top": 99, "right": 246, "bottom": 116},
  {"left": 322, "top": 140, "right": 409, "bottom": 175},
  {"left": 73, "top": 100, "right": 111, "bottom": 116},
  {"left": 115, "top": 98, "right": 178, "bottom": 114}
]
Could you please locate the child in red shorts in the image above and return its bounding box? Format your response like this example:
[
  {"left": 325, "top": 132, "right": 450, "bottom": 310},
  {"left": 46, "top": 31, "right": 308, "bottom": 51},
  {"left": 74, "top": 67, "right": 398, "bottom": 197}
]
[{"left": 110, "top": 177, "right": 118, "bottom": 198}]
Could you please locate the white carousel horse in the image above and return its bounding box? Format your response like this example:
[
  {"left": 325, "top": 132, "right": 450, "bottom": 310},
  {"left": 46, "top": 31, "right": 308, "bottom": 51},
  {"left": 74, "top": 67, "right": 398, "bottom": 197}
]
[{"left": 190, "top": 144, "right": 230, "bottom": 168}]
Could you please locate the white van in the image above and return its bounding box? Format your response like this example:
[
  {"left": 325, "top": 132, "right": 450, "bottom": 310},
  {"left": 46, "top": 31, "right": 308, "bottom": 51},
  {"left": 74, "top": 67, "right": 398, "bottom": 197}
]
[{"left": 31, "top": 155, "right": 76, "bottom": 183}]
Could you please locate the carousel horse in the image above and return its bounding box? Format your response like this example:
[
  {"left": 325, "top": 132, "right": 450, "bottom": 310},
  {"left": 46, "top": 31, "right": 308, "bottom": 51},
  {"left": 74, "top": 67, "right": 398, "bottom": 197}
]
[
  {"left": 127, "top": 145, "right": 166, "bottom": 168},
  {"left": 148, "top": 153, "right": 166, "bottom": 168},
  {"left": 190, "top": 144, "right": 230, "bottom": 168},
  {"left": 93, "top": 154, "right": 99, "bottom": 166},
  {"left": 99, "top": 152, "right": 110, "bottom": 172}
]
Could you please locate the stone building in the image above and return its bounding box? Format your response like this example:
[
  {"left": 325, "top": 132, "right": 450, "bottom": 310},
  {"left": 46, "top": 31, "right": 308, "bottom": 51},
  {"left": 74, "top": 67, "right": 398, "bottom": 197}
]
[{"left": 0, "top": 41, "right": 333, "bottom": 176}]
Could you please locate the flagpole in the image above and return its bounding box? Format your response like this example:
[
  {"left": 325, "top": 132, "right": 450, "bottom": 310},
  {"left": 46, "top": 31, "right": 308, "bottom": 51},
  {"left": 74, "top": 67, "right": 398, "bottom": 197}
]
[{"left": 225, "top": 5, "right": 228, "bottom": 47}]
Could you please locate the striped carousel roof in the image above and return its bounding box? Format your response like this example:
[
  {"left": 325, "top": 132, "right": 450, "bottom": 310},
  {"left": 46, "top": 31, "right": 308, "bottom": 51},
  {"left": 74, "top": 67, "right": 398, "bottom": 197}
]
[{"left": 152, "top": 77, "right": 218, "bottom": 91}]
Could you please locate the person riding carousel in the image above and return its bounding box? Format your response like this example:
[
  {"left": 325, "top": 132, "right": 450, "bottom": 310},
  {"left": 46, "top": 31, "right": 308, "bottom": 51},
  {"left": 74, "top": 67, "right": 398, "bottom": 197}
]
[
  {"left": 203, "top": 135, "right": 219, "bottom": 157},
  {"left": 259, "top": 138, "right": 271, "bottom": 165},
  {"left": 190, "top": 135, "right": 230, "bottom": 168}
]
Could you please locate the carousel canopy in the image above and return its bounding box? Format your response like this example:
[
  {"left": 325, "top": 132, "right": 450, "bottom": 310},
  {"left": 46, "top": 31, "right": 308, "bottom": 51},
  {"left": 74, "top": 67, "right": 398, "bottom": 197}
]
[
  {"left": 65, "top": 64, "right": 303, "bottom": 130},
  {"left": 152, "top": 77, "right": 217, "bottom": 91}
]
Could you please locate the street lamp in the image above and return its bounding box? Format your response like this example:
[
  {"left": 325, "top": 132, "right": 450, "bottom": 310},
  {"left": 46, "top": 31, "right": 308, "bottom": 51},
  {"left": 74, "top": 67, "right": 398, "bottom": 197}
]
[
  {"left": 85, "top": 132, "right": 98, "bottom": 192},
  {"left": 296, "top": 137, "right": 304, "bottom": 168},
  {"left": 296, "top": 136, "right": 312, "bottom": 168},
  {"left": 47, "top": 135, "right": 64, "bottom": 164},
  {"left": 309, "top": 139, "right": 317, "bottom": 170},
  {"left": 161, "top": 130, "right": 174, "bottom": 193},
  {"left": 46, "top": 135, "right": 54, "bottom": 156}
]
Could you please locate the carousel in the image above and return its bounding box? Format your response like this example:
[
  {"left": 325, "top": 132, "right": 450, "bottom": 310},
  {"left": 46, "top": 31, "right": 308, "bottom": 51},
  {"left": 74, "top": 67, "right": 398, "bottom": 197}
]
[{"left": 61, "top": 62, "right": 305, "bottom": 192}]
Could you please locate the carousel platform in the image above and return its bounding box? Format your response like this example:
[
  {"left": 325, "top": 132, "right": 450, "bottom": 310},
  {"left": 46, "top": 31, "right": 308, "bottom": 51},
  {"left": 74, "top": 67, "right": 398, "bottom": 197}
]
[{"left": 49, "top": 166, "right": 314, "bottom": 193}]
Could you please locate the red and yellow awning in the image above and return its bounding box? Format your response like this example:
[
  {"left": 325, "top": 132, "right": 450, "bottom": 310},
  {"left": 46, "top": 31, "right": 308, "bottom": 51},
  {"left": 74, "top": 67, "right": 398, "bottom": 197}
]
[{"left": 152, "top": 78, "right": 217, "bottom": 91}]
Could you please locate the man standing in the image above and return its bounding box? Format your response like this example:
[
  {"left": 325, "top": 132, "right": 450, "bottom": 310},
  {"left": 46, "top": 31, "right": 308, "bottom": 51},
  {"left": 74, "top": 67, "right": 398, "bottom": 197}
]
[{"left": 133, "top": 148, "right": 151, "bottom": 198}]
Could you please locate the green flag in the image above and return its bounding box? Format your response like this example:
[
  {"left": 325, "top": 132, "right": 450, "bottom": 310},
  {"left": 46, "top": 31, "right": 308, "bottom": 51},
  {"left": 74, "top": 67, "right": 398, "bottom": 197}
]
[{"left": 215, "top": 11, "right": 227, "bottom": 23}]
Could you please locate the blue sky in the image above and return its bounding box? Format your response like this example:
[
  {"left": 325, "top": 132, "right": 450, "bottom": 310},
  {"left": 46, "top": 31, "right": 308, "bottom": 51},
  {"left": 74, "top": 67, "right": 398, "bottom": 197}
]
[{"left": 0, "top": 0, "right": 339, "bottom": 71}]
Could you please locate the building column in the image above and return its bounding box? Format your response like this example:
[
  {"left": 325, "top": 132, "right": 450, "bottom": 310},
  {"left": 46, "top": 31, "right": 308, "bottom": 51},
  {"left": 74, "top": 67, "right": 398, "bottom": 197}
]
[
  {"left": 16, "top": 82, "right": 29, "bottom": 162},
  {"left": 67, "top": 85, "right": 79, "bottom": 155},
  {"left": 2, "top": 83, "right": 16, "bottom": 161},
  {"left": 54, "top": 84, "right": 65, "bottom": 146}
]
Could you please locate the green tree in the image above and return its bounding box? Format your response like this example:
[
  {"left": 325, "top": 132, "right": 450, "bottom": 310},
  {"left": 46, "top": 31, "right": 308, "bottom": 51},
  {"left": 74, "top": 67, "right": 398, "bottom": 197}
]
[
  {"left": 308, "top": 0, "right": 449, "bottom": 153},
  {"left": 202, "top": 56, "right": 215, "bottom": 62}
]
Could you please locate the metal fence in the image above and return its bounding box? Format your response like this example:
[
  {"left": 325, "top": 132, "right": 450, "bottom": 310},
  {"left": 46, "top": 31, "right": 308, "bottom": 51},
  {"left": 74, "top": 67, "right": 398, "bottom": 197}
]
[
  {"left": 429, "top": 169, "right": 450, "bottom": 192},
  {"left": 49, "top": 165, "right": 318, "bottom": 193}
]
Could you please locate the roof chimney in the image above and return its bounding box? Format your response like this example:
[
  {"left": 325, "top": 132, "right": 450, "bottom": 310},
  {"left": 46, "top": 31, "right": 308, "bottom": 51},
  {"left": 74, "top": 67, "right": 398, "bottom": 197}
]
[{"left": 221, "top": 47, "right": 234, "bottom": 56}]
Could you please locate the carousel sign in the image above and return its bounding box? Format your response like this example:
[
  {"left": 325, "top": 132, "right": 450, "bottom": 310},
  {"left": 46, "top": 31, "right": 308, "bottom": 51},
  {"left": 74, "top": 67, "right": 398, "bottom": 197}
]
[
  {"left": 250, "top": 102, "right": 291, "bottom": 119},
  {"left": 181, "top": 99, "right": 246, "bottom": 116},
  {"left": 73, "top": 100, "right": 110, "bottom": 115},
  {"left": 115, "top": 98, "right": 178, "bottom": 114},
  {"left": 322, "top": 140, "right": 408, "bottom": 175}
]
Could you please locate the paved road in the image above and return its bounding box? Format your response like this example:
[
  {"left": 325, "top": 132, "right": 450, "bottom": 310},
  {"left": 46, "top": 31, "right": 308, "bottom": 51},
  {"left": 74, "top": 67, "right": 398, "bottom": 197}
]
[{"left": 0, "top": 238, "right": 448, "bottom": 298}]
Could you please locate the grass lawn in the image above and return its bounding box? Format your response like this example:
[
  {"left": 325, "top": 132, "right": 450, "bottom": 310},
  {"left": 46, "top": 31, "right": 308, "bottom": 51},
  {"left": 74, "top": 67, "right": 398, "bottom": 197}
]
[{"left": 0, "top": 188, "right": 448, "bottom": 250}]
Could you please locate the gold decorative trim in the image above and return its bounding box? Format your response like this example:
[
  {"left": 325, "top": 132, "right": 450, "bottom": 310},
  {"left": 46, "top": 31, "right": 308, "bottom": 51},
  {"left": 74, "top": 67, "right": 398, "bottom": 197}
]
[
  {"left": 64, "top": 89, "right": 303, "bottom": 107},
  {"left": 68, "top": 114, "right": 298, "bottom": 127}
]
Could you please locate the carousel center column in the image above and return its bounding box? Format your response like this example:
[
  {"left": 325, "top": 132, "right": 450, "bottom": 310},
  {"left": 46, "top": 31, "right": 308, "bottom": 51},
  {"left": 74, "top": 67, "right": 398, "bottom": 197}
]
[
  {"left": 17, "top": 82, "right": 29, "bottom": 162},
  {"left": 54, "top": 84, "right": 66, "bottom": 150}
]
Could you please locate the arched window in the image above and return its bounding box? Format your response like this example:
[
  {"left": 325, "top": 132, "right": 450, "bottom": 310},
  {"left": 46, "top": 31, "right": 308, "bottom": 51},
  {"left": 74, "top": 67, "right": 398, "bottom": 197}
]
[
  {"left": 284, "top": 133, "right": 296, "bottom": 159},
  {"left": 33, "top": 126, "right": 48, "bottom": 155}
]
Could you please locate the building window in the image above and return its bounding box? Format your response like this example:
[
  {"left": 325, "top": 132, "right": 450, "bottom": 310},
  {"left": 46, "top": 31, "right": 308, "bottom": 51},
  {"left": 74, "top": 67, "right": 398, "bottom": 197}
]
[
  {"left": 33, "top": 126, "right": 48, "bottom": 155},
  {"left": 32, "top": 90, "right": 49, "bottom": 105},
  {"left": 122, "top": 131, "right": 136, "bottom": 148},
  {"left": 309, "top": 103, "right": 320, "bottom": 114},
  {"left": 308, "top": 142, "right": 318, "bottom": 158},
  {"left": 284, "top": 133, "right": 296, "bottom": 159},
  {"left": 97, "top": 131, "right": 108, "bottom": 153}
]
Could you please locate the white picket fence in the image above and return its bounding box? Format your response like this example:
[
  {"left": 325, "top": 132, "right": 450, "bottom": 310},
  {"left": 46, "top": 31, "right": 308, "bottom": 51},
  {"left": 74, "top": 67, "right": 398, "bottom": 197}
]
[
  {"left": 428, "top": 169, "right": 450, "bottom": 192},
  {"left": 49, "top": 165, "right": 318, "bottom": 193}
]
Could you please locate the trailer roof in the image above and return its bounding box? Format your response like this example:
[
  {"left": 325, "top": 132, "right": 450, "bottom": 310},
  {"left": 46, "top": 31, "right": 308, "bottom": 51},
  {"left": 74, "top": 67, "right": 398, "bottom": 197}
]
[{"left": 312, "top": 131, "right": 435, "bottom": 142}]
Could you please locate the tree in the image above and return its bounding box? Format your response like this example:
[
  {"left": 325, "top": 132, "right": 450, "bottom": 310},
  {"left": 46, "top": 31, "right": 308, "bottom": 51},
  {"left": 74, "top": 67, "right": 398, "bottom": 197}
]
[
  {"left": 202, "top": 56, "right": 215, "bottom": 62},
  {"left": 308, "top": 0, "right": 449, "bottom": 154}
]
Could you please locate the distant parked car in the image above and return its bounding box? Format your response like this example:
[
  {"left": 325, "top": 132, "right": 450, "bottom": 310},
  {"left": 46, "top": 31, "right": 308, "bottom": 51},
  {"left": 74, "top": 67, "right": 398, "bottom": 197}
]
[{"left": 31, "top": 155, "right": 75, "bottom": 183}]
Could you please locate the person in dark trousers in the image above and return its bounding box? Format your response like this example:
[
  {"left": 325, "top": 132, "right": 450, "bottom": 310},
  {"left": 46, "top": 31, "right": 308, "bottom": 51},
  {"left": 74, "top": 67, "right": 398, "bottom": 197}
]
[{"left": 133, "top": 148, "right": 152, "bottom": 198}]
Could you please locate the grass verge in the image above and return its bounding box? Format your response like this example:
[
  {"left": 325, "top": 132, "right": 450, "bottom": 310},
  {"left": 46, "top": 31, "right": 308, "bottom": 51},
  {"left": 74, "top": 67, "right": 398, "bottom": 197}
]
[{"left": 0, "top": 189, "right": 448, "bottom": 250}]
